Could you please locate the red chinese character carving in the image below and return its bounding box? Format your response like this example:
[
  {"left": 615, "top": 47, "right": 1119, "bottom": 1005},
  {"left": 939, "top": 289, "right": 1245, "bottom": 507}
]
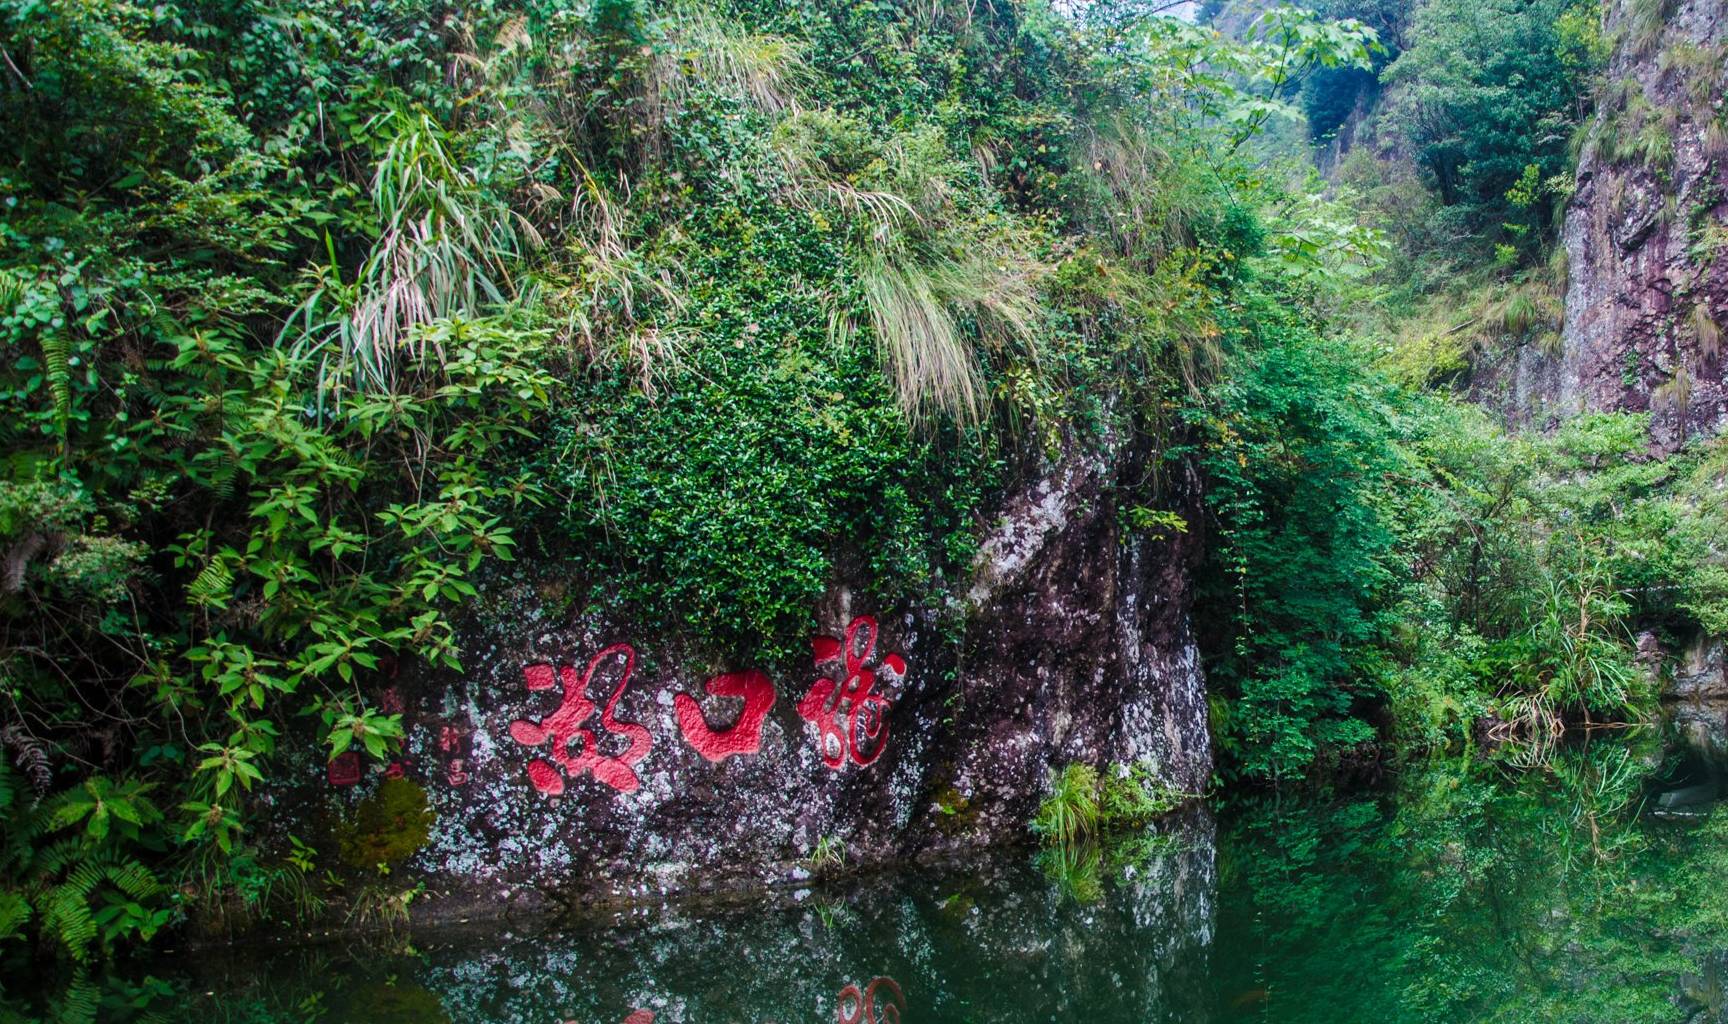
[
  {"left": 378, "top": 686, "right": 404, "bottom": 714},
  {"left": 327, "top": 751, "right": 362, "bottom": 787},
  {"left": 837, "top": 977, "right": 904, "bottom": 1024},
  {"left": 525, "top": 758, "right": 564, "bottom": 793},
  {"left": 384, "top": 759, "right": 407, "bottom": 780},
  {"left": 523, "top": 663, "right": 557, "bottom": 691},
  {"left": 674, "top": 669, "right": 776, "bottom": 762},
  {"left": 508, "top": 643, "right": 653, "bottom": 796},
  {"left": 797, "top": 616, "right": 905, "bottom": 770}
]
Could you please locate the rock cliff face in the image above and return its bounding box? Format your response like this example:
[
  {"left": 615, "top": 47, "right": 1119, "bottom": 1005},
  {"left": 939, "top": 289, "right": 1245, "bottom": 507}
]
[
  {"left": 281, "top": 440, "right": 1211, "bottom": 916},
  {"left": 1559, "top": 0, "right": 1728, "bottom": 451},
  {"left": 1552, "top": 1, "right": 1728, "bottom": 702},
  {"left": 1671, "top": 635, "right": 1728, "bottom": 757}
]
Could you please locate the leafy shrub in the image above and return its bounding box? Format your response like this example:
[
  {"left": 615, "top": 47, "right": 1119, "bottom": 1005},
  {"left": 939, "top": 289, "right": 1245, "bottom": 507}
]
[
  {"left": 1380, "top": 0, "right": 1603, "bottom": 263},
  {"left": 1184, "top": 290, "right": 1403, "bottom": 780}
]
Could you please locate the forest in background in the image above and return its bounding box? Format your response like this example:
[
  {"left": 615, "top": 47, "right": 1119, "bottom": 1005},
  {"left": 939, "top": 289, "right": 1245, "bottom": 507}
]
[{"left": 1, "top": 0, "right": 1727, "bottom": 1006}]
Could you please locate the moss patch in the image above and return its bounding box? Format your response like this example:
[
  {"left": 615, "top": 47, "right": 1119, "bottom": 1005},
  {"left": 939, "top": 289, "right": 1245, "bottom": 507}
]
[
  {"left": 930, "top": 783, "right": 982, "bottom": 837},
  {"left": 341, "top": 981, "right": 450, "bottom": 1024},
  {"left": 336, "top": 778, "right": 434, "bottom": 870}
]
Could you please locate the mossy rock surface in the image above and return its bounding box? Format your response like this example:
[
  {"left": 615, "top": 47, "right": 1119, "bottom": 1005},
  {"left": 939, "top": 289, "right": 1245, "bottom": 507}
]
[
  {"left": 931, "top": 783, "right": 983, "bottom": 837},
  {"left": 336, "top": 778, "right": 434, "bottom": 870}
]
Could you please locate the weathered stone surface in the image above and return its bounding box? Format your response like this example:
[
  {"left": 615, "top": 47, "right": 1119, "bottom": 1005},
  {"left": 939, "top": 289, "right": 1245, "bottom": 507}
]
[
  {"left": 1465, "top": 338, "right": 1571, "bottom": 432},
  {"left": 1557, "top": 0, "right": 1728, "bottom": 451},
  {"left": 1673, "top": 634, "right": 1728, "bottom": 701},
  {"left": 280, "top": 439, "right": 1210, "bottom": 915}
]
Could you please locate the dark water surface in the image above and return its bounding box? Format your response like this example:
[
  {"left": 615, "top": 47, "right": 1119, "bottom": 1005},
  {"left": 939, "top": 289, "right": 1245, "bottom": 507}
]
[{"left": 45, "top": 730, "right": 1728, "bottom": 1023}]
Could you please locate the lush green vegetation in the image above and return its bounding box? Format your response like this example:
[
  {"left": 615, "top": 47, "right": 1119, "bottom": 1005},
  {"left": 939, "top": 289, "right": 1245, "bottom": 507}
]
[
  {"left": 4, "top": 0, "right": 1727, "bottom": 1010},
  {"left": 0, "top": 0, "right": 1377, "bottom": 985},
  {"left": 1178, "top": 0, "right": 1728, "bottom": 788}
]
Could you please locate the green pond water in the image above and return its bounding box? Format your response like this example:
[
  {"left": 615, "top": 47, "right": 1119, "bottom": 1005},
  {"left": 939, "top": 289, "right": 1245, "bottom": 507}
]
[{"left": 22, "top": 726, "right": 1728, "bottom": 1024}]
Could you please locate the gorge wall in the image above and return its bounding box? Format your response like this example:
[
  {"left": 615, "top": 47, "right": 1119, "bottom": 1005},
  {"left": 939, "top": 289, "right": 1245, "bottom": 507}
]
[
  {"left": 1489, "top": 0, "right": 1728, "bottom": 735},
  {"left": 276, "top": 441, "right": 1212, "bottom": 919},
  {"left": 1558, "top": 0, "right": 1728, "bottom": 451}
]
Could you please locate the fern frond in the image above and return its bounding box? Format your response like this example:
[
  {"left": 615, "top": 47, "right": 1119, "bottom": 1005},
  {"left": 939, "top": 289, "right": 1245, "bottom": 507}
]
[
  {"left": 63, "top": 861, "right": 105, "bottom": 900},
  {"left": 49, "top": 970, "right": 100, "bottom": 1024},
  {"left": 44, "top": 882, "right": 97, "bottom": 960},
  {"left": 40, "top": 331, "right": 73, "bottom": 447},
  {"left": 186, "top": 558, "right": 234, "bottom": 608},
  {"left": 102, "top": 859, "right": 160, "bottom": 901},
  {"left": 31, "top": 837, "right": 87, "bottom": 878},
  {"left": 0, "top": 891, "right": 30, "bottom": 941}
]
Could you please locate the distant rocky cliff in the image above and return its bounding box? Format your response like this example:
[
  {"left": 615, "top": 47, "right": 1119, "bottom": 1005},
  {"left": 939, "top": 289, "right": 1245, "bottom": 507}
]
[
  {"left": 275, "top": 439, "right": 1211, "bottom": 920},
  {"left": 1558, "top": 0, "right": 1728, "bottom": 450}
]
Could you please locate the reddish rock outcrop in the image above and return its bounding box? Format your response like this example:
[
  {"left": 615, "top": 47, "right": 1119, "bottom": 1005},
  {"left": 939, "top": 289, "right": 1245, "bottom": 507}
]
[{"left": 1559, "top": 0, "right": 1728, "bottom": 451}]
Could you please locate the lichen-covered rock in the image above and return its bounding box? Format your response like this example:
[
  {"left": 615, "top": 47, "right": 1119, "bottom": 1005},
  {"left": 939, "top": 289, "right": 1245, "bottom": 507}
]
[
  {"left": 1671, "top": 699, "right": 1728, "bottom": 763},
  {"left": 281, "top": 440, "right": 1210, "bottom": 918},
  {"left": 1557, "top": 1, "right": 1728, "bottom": 451}
]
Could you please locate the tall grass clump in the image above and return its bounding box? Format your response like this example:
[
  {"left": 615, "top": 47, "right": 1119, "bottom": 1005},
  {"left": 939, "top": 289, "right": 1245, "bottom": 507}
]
[
  {"left": 1623, "top": 0, "right": 1674, "bottom": 57},
  {"left": 1691, "top": 304, "right": 1722, "bottom": 361},
  {"left": 645, "top": 4, "right": 808, "bottom": 125},
  {"left": 852, "top": 246, "right": 1043, "bottom": 426},
  {"left": 1033, "top": 762, "right": 1187, "bottom": 849},
  {"left": 1033, "top": 764, "right": 1101, "bottom": 847},
  {"left": 797, "top": 127, "right": 1046, "bottom": 426},
  {"left": 548, "top": 168, "right": 687, "bottom": 394}
]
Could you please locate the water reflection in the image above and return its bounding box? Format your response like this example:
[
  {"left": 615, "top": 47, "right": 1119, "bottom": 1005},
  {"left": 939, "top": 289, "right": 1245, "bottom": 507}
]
[
  {"left": 835, "top": 977, "right": 903, "bottom": 1024},
  {"left": 15, "top": 730, "right": 1728, "bottom": 1024},
  {"left": 168, "top": 808, "right": 1216, "bottom": 1024},
  {"left": 1212, "top": 733, "right": 1728, "bottom": 1024}
]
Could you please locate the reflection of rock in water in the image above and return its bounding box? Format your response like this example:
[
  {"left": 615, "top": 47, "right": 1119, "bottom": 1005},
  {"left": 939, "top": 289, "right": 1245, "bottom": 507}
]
[
  {"left": 1670, "top": 700, "right": 1728, "bottom": 767},
  {"left": 1674, "top": 637, "right": 1728, "bottom": 702},
  {"left": 185, "top": 811, "right": 1217, "bottom": 1024},
  {"left": 1656, "top": 701, "right": 1726, "bottom": 819},
  {"left": 1667, "top": 632, "right": 1728, "bottom": 772},
  {"left": 1681, "top": 949, "right": 1728, "bottom": 1023}
]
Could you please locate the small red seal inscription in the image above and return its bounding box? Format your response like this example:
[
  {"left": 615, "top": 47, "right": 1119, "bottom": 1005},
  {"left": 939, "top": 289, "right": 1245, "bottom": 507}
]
[
  {"left": 437, "top": 723, "right": 471, "bottom": 787},
  {"left": 326, "top": 751, "right": 362, "bottom": 787}
]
